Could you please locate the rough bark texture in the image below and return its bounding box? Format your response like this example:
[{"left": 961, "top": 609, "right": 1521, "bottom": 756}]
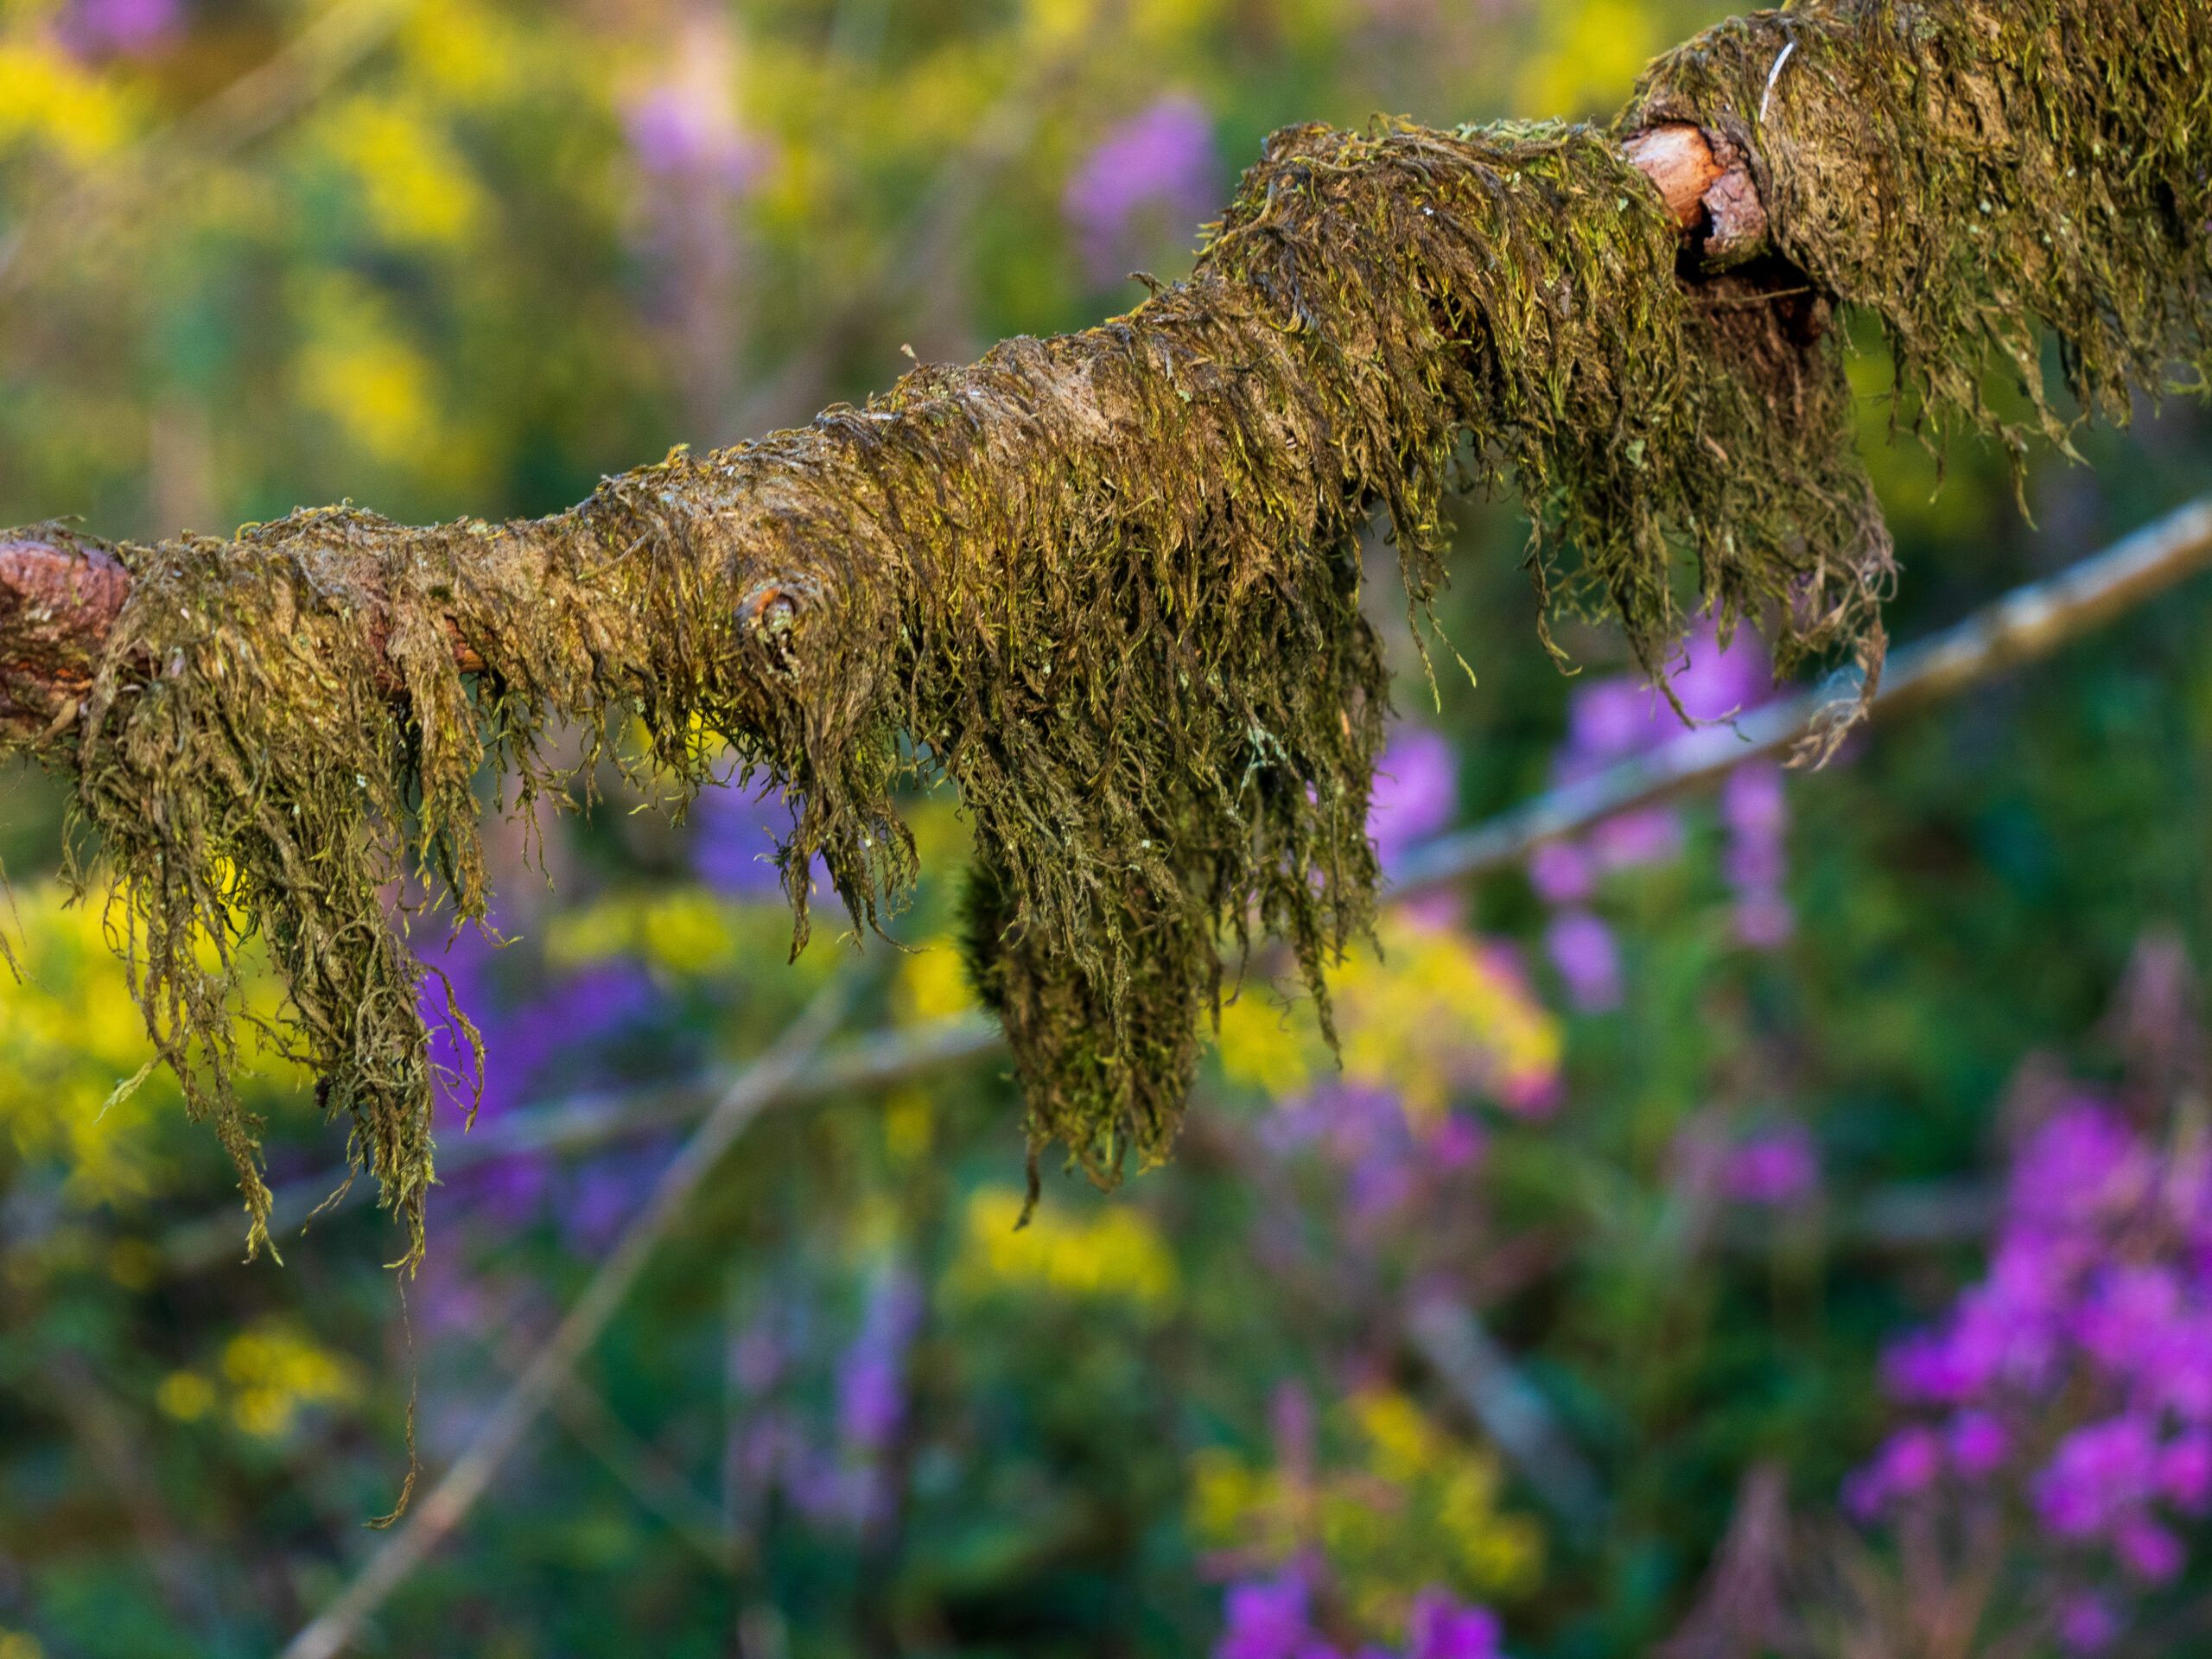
[{"left": 2, "top": 0, "right": 2205, "bottom": 1263}]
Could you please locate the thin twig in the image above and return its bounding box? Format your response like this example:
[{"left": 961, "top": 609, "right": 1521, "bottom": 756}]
[
  {"left": 1389, "top": 494, "right": 2212, "bottom": 899},
  {"left": 158, "top": 1011, "right": 1001, "bottom": 1273},
  {"left": 480, "top": 1322, "right": 735, "bottom": 1571},
  {"left": 278, "top": 975, "right": 853, "bottom": 1659},
  {"left": 1407, "top": 1294, "right": 1607, "bottom": 1537},
  {"left": 0, "top": 0, "right": 413, "bottom": 302}
]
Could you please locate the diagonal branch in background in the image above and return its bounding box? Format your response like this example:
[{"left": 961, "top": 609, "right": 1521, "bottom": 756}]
[
  {"left": 1390, "top": 496, "right": 2212, "bottom": 898},
  {"left": 149, "top": 494, "right": 2212, "bottom": 1274},
  {"left": 2, "top": 0, "right": 2205, "bottom": 1262},
  {"left": 0, "top": 0, "right": 416, "bottom": 304},
  {"left": 278, "top": 974, "right": 852, "bottom": 1659},
  {"left": 1408, "top": 1295, "right": 1608, "bottom": 1538}
]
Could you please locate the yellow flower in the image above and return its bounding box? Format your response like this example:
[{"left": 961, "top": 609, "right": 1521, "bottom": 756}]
[
  {"left": 398, "top": 0, "right": 533, "bottom": 107},
  {"left": 292, "top": 273, "right": 453, "bottom": 471},
  {"left": 0, "top": 885, "right": 232, "bottom": 1208},
  {"left": 314, "top": 93, "right": 484, "bottom": 250},
  {"left": 1354, "top": 1389, "right": 1440, "bottom": 1486},
  {"left": 1185, "top": 1388, "right": 1543, "bottom": 1641},
  {"left": 950, "top": 1187, "right": 1179, "bottom": 1307},
  {"left": 896, "top": 938, "right": 976, "bottom": 1024},
  {"left": 156, "top": 1370, "right": 216, "bottom": 1424},
  {"left": 0, "top": 40, "right": 133, "bottom": 164},
  {"left": 217, "top": 1321, "right": 363, "bottom": 1440},
  {"left": 1515, "top": 0, "right": 1662, "bottom": 118},
  {"left": 882, "top": 1086, "right": 936, "bottom": 1165},
  {"left": 545, "top": 887, "right": 754, "bottom": 978},
  {"left": 0, "top": 1628, "right": 46, "bottom": 1659},
  {"left": 1215, "top": 914, "right": 1562, "bottom": 1118},
  {"left": 1215, "top": 990, "right": 1318, "bottom": 1099}
]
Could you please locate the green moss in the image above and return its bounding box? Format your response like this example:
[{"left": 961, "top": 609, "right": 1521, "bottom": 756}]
[
  {"left": 1625, "top": 0, "right": 2212, "bottom": 463},
  {"left": 14, "top": 0, "right": 2209, "bottom": 1259}
]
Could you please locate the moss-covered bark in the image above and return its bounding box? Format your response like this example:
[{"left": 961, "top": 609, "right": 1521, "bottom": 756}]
[{"left": 9, "top": 0, "right": 2208, "bottom": 1263}]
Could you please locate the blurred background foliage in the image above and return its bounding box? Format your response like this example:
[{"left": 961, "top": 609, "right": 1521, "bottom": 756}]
[{"left": 0, "top": 0, "right": 2209, "bottom": 1656}]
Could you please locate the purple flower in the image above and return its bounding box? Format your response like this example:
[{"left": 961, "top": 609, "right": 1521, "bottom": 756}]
[
  {"left": 1527, "top": 841, "right": 1592, "bottom": 905},
  {"left": 691, "top": 781, "right": 798, "bottom": 897},
  {"left": 1721, "top": 1127, "right": 1820, "bottom": 1207},
  {"left": 2055, "top": 1592, "right": 2122, "bottom": 1656},
  {"left": 623, "top": 83, "right": 771, "bottom": 189},
  {"left": 1948, "top": 1409, "right": 2011, "bottom": 1478},
  {"left": 1720, "top": 762, "right": 1787, "bottom": 838},
  {"left": 2006, "top": 1099, "right": 2147, "bottom": 1229},
  {"left": 1852, "top": 1044, "right": 2212, "bottom": 1624},
  {"left": 1587, "top": 805, "right": 1682, "bottom": 873},
  {"left": 1843, "top": 1425, "right": 1944, "bottom": 1519},
  {"left": 836, "top": 1264, "right": 925, "bottom": 1456},
  {"left": 1405, "top": 1589, "right": 1503, "bottom": 1659},
  {"left": 1545, "top": 909, "right": 1621, "bottom": 1012},
  {"left": 1217, "top": 1571, "right": 1315, "bottom": 1659},
  {"left": 1668, "top": 622, "right": 1772, "bottom": 724},
  {"left": 1556, "top": 621, "right": 1773, "bottom": 780},
  {"left": 2113, "top": 1513, "right": 2186, "bottom": 1583},
  {"left": 60, "top": 0, "right": 180, "bottom": 58},
  {"left": 1064, "top": 95, "right": 1221, "bottom": 286},
  {"left": 1369, "top": 726, "right": 1458, "bottom": 872},
  {"left": 412, "top": 919, "right": 664, "bottom": 1228},
  {"left": 1720, "top": 763, "right": 1792, "bottom": 949},
  {"left": 559, "top": 1141, "right": 671, "bottom": 1254},
  {"left": 1426, "top": 1111, "right": 1487, "bottom": 1172},
  {"left": 2158, "top": 1429, "right": 2212, "bottom": 1510},
  {"left": 2034, "top": 1415, "right": 2158, "bottom": 1538},
  {"left": 1560, "top": 679, "right": 1660, "bottom": 772},
  {"left": 1733, "top": 889, "right": 1796, "bottom": 950}
]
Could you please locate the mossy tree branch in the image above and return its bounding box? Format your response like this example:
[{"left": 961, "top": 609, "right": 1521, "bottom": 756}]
[
  {"left": 0, "top": 0, "right": 2203, "bottom": 1265},
  {"left": 0, "top": 123, "right": 1753, "bottom": 741}
]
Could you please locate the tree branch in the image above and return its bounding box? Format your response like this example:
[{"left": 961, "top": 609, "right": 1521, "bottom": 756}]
[{"left": 0, "top": 124, "right": 1746, "bottom": 738}]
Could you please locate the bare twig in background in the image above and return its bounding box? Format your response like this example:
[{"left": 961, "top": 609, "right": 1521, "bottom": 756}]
[
  {"left": 0, "top": 0, "right": 415, "bottom": 302},
  {"left": 479, "top": 1321, "right": 735, "bottom": 1570},
  {"left": 279, "top": 976, "right": 852, "bottom": 1659},
  {"left": 1389, "top": 495, "right": 2212, "bottom": 899},
  {"left": 1407, "top": 1294, "right": 1607, "bottom": 1537},
  {"left": 157, "top": 1010, "right": 1001, "bottom": 1273}
]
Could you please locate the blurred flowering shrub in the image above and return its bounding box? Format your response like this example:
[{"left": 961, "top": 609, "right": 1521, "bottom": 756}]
[
  {"left": 1061, "top": 93, "right": 1221, "bottom": 286},
  {"left": 0, "top": 881, "right": 299, "bottom": 1211},
  {"left": 950, "top": 1185, "right": 1179, "bottom": 1308},
  {"left": 1192, "top": 1385, "right": 1539, "bottom": 1650},
  {"left": 0, "top": 3, "right": 2208, "bottom": 1657},
  {"left": 1818, "top": 940, "right": 2212, "bottom": 1655},
  {"left": 156, "top": 1318, "right": 363, "bottom": 1440},
  {"left": 1531, "top": 620, "right": 1790, "bottom": 1010}
]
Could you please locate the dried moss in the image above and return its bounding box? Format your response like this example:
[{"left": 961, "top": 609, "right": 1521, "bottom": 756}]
[{"left": 15, "top": 0, "right": 2210, "bottom": 1256}]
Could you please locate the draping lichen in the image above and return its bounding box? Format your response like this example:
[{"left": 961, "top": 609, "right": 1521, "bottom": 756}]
[{"left": 15, "top": 0, "right": 2210, "bottom": 1259}]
